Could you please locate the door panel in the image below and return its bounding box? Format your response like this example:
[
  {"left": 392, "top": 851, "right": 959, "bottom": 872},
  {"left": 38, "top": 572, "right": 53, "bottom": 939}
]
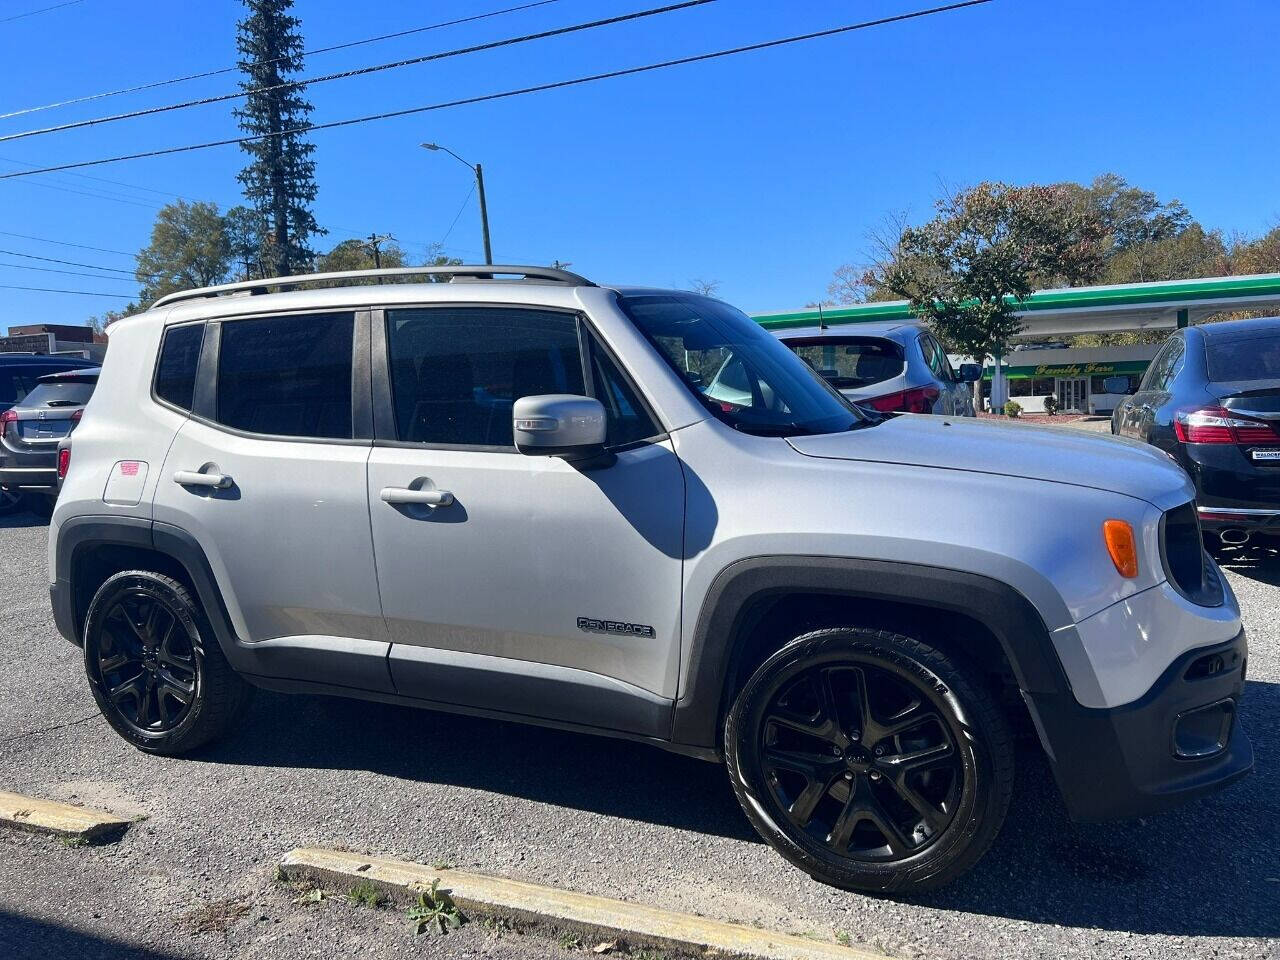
[
  {"left": 153, "top": 420, "right": 385, "bottom": 646},
  {"left": 369, "top": 441, "right": 685, "bottom": 701}
]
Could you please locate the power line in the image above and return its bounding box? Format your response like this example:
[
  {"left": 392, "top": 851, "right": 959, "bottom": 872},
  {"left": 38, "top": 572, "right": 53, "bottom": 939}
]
[
  {"left": 0, "top": 0, "right": 717, "bottom": 145},
  {"left": 0, "top": 248, "right": 140, "bottom": 275},
  {"left": 0, "top": 284, "right": 132, "bottom": 299},
  {"left": 0, "top": 1, "right": 994, "bottom": 182},
  {"left": 441, "top": 183, "right": 478, "bottom": 245},
  {"left": 0, "top": 0, "right": 83, "bottom": 25},
  {"left": 0, "top": 153, "right": 189, "bottom": 199},
  {"left": 0, "top": 230, "right": 137, "bottom": 259},
  {"left": 0, "top": 259, "right": 139, "bottom": 282},
  {"left": 0, "top": 0, "right": 562, "bottom": 121}
]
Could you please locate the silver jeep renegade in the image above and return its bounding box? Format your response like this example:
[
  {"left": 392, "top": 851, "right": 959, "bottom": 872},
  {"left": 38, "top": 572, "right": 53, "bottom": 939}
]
[{"left": 49, "top": 266, "right": 1251, "bottom": 893}]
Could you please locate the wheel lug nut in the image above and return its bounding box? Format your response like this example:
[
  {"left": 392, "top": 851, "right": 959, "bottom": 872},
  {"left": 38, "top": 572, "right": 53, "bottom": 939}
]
[
  {"left": 832, "top": 746, "right": 841, "bottom": 756},
  {"left": 874, "top": 747, "right": 884, "bottom": 756},
  {"left": 849, "top": 731, "right": 860, "bottom": 741},
  {"left": 844, "top": 773, "right": 853, "bottom": 780},
  {"left": 870, "top": 771, "right": 881, "bottom": 780}
]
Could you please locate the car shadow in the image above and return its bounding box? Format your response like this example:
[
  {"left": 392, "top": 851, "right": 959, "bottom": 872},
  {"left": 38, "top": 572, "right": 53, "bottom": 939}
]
[
  {"left": 0, "top": 509, "right": 48, "bottom": 529},
  {"left": 0, "top": 910, "right": 185, "bottom": 960},
  {"left": 1216, "top": 541, "right": 1280, "bottom": 586},
  {"left": 900, "top": 678, "right": 1278, "bottom": 939},
  {"left": 204, "top": 675, "right": 1278, "bottom": 939},
  {"left": 208, "top": 690, "right": 760, "bottom": 843}
]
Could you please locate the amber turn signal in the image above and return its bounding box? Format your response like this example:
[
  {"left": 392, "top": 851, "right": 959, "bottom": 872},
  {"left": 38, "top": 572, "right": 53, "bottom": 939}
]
[{"left": 1103, "top": 519, "right": 1139, "bottom": 578}]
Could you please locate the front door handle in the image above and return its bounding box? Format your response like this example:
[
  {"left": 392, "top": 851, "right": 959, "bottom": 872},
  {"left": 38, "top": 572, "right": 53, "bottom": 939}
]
[
  {"left": 380, "top": 486, "right": 454, "bottom": 507},
  {"left": 174, "top": 470, "right": 232, "bottom": 489}
]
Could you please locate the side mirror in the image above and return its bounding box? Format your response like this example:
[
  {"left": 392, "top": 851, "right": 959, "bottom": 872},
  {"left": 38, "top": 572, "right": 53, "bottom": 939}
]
[
  {"left": 957, "top": 363, "right": 982, "bottom": 383},
  {"left": 1102, "top": 376, "right": 1129, "bottom": 394},
  {"left": 513, "top": 395, "right": 607, "bottom": 459}
]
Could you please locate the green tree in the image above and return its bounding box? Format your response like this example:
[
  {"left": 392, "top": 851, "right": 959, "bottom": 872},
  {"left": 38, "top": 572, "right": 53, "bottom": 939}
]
[
  {"left": 867, "top": 183, "right": 1105, "bottom": 384},
  {"left": 235, "top": 0, "right": 321, "bottom": 276},
  {"left": 135, "top": 200, "right": 233, "bottom": 304},
  {"left": 1101, "top": 223, "right": 1229, "bottom": 285},
  {"left": 1064, "top": 173, "right": 1191, "bottom": 258},
  {"left": 224, "top": 204, "right": 270, "bottom": 280}
]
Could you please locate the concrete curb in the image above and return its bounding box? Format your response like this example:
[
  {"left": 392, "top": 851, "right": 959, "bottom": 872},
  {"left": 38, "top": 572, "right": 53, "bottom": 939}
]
[
  {"left": 279, "top": 847, "right": 887, "bottom": 960},
  {"left": 0, "top": 789, "right": 132, "bottom": 841}
]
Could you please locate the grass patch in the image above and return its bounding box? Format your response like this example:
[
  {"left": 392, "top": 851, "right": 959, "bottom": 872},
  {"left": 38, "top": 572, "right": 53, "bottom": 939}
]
[{"left": 347, "top": 880, "right": 387, "bottom": 909}]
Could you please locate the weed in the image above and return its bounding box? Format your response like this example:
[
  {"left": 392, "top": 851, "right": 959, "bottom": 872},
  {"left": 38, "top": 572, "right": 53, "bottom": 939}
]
[
  {"left": 407, "top": 879, "right": 463, "bottom": 935},
  {"left": 835, "top": 932, "right": 852, "bottom": 946},
  {"left": 180, "top": 898, "right": 251, "bottom": 935},
  {"left": 557, "top": 932, "right": 583, "bottom": 950},
  {"left": 57, "top": 835, "right": 88, "bottom": 848},
  {"left": 480, "top": 915, "right": 517, "bottom": 936},
  {"left": 432, "top": 860, "right": 453, "bottom": 870},
  {"left": 347, "top": 880, "right": 387, "bottom": 909},
  {"left": 628, "top": 950, "right": 668, "bottom": 960}
]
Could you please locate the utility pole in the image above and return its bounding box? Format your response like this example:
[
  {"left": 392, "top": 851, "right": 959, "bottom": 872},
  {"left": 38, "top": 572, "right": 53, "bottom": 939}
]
[{"left": 365, "top": 233, "right": 394, "bottom": 269}]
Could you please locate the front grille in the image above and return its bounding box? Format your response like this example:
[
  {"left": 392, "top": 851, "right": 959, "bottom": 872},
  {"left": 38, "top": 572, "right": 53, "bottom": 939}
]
[{"left": 1161, "top": 503, "right": 1223, "bottom": 606}]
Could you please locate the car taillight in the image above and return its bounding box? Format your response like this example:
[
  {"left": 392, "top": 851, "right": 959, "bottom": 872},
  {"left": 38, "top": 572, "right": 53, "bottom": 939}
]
[
  {"left": 863, "top": 385, "right": 941, "bottom": 414},
  {"left": 0, "top": 408, "right": 16, "bottom": 427},
  {"left": 71, "top": 408, "right": 83, "bottom": 423},
  {"left": 1174, "top": 406, "right": 1278, "bottom": 444},
  {"left": 57, "top": 447, "right": 71, "bottom": 480}
]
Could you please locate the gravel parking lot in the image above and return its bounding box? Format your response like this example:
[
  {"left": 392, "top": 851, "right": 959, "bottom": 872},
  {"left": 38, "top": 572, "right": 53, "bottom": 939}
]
[{"left": 1, "top": 510, "right": 1276, "bottom": 960}]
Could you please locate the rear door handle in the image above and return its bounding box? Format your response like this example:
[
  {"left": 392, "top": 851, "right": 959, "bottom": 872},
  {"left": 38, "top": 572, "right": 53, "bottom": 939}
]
[
  {"left": 174, "top": 470, "right": 233, "bottom": 489},
  {"left": 380, "top": 486, "right": 454, "bottom": 507}
]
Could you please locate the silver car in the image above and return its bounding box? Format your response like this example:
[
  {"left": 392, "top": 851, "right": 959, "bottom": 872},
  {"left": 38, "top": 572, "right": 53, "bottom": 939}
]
[
  {"left": 774, "top": 321, "right": 979, "bottom": 415},
  {"left": 49, "top": 267, "right": 1250, "bottom": 895}
]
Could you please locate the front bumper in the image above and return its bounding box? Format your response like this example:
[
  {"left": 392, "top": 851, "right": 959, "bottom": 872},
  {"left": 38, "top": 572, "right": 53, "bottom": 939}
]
[{"left": 1025, "top": 629, "right": 1252, "bottom": 821}]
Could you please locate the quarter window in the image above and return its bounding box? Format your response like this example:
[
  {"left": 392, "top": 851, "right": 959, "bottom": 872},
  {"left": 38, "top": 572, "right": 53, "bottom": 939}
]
[
  {"left": 385, "top": 307, "right": 585, "bottom": 447},
  {"left": 216, "top": 312, "right": 354, "bottom": 439},
  {"left": 154, "top": 323, "right": 205, "bottom": 412},
  {"left": 589, "top": 340, "right": 659, "bottom": 446}
]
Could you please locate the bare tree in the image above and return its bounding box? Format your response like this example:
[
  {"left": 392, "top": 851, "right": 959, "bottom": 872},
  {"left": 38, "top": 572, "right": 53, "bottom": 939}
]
[{"left": 688, "top": 277, "right": 721, "bottom": 297}]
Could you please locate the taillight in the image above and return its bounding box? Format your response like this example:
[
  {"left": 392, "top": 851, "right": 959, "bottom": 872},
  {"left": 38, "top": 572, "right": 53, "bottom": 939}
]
[
  {"left": 71, "top": 408, "right": 83, "bottom": 424},
  {"left": 864, "top": 385, "right": 941, "bottom": 414},
  {"left": 57, "top": 447, "right": 71, "bottom": 480},
  {"left": 0, "top": 408, "right": 16, "bottom": 427},
  {"left": 1174, "top": 406, "right": 1278, "bottom": 444}
]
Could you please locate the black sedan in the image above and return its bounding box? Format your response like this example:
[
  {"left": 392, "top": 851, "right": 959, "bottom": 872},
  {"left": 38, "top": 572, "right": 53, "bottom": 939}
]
[
  {"left": 1113, "top": 316, "right": 1280, "bottom": 550},
  {"left": 0, "top": 367, "right": 99, "bottom": 515}
]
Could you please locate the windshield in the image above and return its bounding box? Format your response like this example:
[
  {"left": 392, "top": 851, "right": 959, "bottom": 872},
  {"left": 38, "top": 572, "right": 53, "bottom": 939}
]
[
  {"left": 619, "top": 293, "right": 867, "bottom": 436},
  {"left": 21, "top": 379, "right": 95, "bottom": 408},
  {"left": 1206, "top": 332, "right": 1280, "bottom": 382},
  {"left": 782, "top": 336, "right": 905, "bottom": 389}
]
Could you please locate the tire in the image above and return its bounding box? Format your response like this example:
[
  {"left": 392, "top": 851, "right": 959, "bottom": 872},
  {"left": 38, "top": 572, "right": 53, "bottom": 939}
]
[
  {"left": 724, "top": 626, "right": 1014, "bottom": 894},
  {"left": 83, "top": 570, "right": 253, "bottom": 755}
]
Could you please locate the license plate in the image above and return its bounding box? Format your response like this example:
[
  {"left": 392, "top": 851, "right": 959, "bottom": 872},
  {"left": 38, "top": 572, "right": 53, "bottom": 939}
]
[{"left": 1252, "top": 449, "right": 1280, "bottom": 461}]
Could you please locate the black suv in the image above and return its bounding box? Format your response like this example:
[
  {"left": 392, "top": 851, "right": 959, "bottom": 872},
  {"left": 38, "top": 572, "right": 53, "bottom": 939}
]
[
  {"left": 0, "top": 358, "right": 99, "bottom": 515},
  {"left": 1112, "top": 316, "right": 1280, "bottom": 549}
]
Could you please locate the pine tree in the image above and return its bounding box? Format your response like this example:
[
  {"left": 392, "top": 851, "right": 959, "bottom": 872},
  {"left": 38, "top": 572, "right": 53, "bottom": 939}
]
[{"left": 234, "top": 0, "right": 321, "bottom": 276}]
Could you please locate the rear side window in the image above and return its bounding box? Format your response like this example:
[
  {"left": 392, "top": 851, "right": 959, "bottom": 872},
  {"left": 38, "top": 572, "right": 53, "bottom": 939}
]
[
  {"left": 385, "top": 306, "right": 584, "bottom": 447},
  {"left": 155, "top": 323, "right": 205, "bottom": 411},
  {"left": 1206, "top": 333, "right": 1280, "bottom": 382},
  {"left": 216, "top": 312, "right": 354, "bottom": 439},
  {"left": 0, "top": 369, "right": 42, "bottom": 405},
  {"left": 783, "top": 337, "right": 905, "bottom": 390}
]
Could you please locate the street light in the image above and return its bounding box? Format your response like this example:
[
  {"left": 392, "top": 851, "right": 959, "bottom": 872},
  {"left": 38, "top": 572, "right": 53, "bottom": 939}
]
[{"left": 421, "top": 142, "right": 492, "bottom": 265}]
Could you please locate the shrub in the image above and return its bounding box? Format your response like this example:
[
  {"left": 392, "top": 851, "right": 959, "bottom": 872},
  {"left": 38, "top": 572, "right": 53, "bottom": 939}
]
[
  {"left": 1003, "top": 400, "right": 1022, "bottom": 418},
  {"left": 1043, "top": 394, "right": 1059, "bottom": 416}
]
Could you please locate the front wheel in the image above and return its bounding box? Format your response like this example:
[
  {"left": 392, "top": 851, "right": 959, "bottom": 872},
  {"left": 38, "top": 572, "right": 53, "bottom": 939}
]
[
  {"left": 724, "top": 627, "right": 1014, "bottom": 893},
  {"left": 83, "top": 570, "right": 253, "bottom": 755}
]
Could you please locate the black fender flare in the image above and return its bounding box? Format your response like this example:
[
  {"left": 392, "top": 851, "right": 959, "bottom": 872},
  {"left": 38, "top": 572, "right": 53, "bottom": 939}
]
[{"left": 669, "top": 555, "right": 1074, "bottom": 749}]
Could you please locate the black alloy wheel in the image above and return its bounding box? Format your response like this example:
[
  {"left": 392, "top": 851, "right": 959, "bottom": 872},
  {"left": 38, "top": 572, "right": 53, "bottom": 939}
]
[
  {"left": 725, "top": 627, "right": 1014, "bottom": 893},
  {"left": 760, "top": 661, "right": 962, "bottom": 861},
  {"left": 84, "top": 570, "right": 252, "bottom": 754},
  {"left": 92, "top": 590, "right": 199, "bottom": 735}
]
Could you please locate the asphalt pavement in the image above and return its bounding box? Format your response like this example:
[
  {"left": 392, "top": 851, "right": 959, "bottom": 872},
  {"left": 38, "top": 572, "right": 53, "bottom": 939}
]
[{"left": 1, "top": 508, "right": 1277, "bottom": 960}]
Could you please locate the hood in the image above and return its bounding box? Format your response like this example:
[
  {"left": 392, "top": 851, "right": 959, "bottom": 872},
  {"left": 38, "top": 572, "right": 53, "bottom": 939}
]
[{"left": 786, "top": 415, "right": 1193, "bottom": 508}]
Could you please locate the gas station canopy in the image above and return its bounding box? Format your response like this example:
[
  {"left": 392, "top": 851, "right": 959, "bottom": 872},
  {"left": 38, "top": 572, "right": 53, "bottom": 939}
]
[{"left": 752, "top": 273, "right": 1280, "bottom": 337}]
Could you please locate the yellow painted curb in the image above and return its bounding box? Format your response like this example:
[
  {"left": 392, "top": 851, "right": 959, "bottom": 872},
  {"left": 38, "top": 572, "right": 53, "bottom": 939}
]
[
  {"left": 279, "top": 847, "right": 887, "bottom": 960},
  {"left": 0, "top": 790, "right": 132, "bottom": 841}
]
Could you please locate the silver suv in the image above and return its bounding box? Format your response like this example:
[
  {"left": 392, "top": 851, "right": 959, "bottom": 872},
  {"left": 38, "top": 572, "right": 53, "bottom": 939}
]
[
  {"left": 49, "top": 266, "right": 1251, "bottom": 893},
  {"left": 774, "top": 321, "right": 979, "bottom": 416}
]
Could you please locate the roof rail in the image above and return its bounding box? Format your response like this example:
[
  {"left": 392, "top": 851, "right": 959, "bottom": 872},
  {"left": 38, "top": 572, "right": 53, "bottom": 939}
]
[{"left": 152, "top": 264, "right": 594, "bottom": 309}]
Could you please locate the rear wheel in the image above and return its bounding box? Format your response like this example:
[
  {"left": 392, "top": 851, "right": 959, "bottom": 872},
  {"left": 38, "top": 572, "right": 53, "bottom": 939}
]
[
  {"left": 725, "top": 626, "right": 1014, "bottom": 893},
  {"left": 83, "top": 570, "right": 253, "bottom": 755}
]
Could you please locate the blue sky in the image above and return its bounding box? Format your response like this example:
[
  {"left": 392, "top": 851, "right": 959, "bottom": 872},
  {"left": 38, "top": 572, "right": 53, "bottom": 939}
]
[{"left": 1, "top": 0, "right": 1277, "bottom": 327}]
